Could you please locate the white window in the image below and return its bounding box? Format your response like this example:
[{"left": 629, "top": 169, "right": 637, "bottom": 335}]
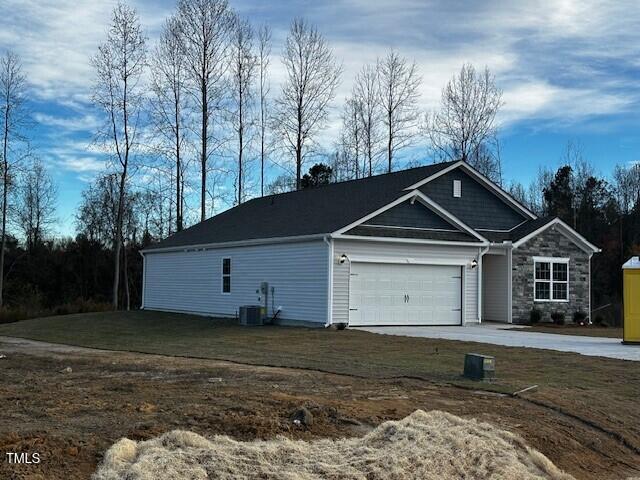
[
  {"left": 533, "top": 257, "right": 569, "bottom": 302},
  {"left": 453, "top": 180, "right": 462, "bottom": 198},
  {"left": 222, "top": 258, "right": 231, "bottom": 294}
]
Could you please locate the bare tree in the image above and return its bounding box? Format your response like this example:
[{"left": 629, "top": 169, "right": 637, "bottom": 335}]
[
  {"left": 428, "top": 63, "right": 503, "bottom": 180},
  {"left": 14, "top": 157, "right": 57, "bottom": 251},
  {"left": 150, "top": 16, "right": 190, "bottom": 233},
  {"left": 0, "top": 51, "right": 27, "bottom": 307},
  {"left": 229, "top": 16, "right": 257, "bottom": 205},
  {"left": 76, "top": 173, "right": 141, "bottom": 310},
  {"left": 507, "top": 181, "right": 527, "bottom": 208},
  {"left": 353, "top": 63, "right": 381, "bottom": 177},
  {"left": 377, "top": 50, "right": 421, "bottom": 173},
  {"left": 92, "top": 2, "right": 146, "bottom": 309},
  {"left": 257, "top": 24, "right": 271, "bottom": 197},
  {"left": 612, "top": 162, "right": 640, "bottom": 263},
  {"left": 274, "top": 18, "right": 342, "bottom": 190},
  {"left": 339, "top": 96, "right": 363, "bottom": 179},
  {"left": 527, "top": 166, "right": 554, "bottom": 216},
  {"left": 177, "top": 0, "right": 234, "bottom": 221}
]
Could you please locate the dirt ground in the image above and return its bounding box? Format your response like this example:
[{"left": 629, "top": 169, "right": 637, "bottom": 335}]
[{"left": 0, "top": 337, "right": 639, "bottom": 480}]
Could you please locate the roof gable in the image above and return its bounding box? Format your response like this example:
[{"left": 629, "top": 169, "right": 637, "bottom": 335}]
[
  {"left": 365, "top": 199, "right": 460, "bottom": 230},
  {"left": 419, "top": 168, "right": 529, "bottom": 230},
  {"left": 512, "top": 218, "right": 600, "bottom": 253},
  {"left": 335, "top": 190, "right": 488, "bottom": 244},
  {"left": 341, "top": 196, "right": 484, "bottom": 243}
]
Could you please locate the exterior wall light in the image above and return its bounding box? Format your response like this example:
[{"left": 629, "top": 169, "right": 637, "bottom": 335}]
[
  {"left": 471, "top": 258, "right": 478, "bottom": 269},
  {"left": 339, "top": 254, "right": 348, "bottom": 264}
]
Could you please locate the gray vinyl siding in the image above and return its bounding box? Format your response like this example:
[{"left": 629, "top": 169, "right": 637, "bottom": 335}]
[
  {"left": 420, "top": 169, "right": 527, "bottom": 230},
  {"left": 332, "top": 239, "right": 480, "bottom": 325},
  {"left": 482, "top": 252, "right": 509, "bottom": 322},
  {"left": 143, "top": 240, "right": 328, "bottom": 324}
]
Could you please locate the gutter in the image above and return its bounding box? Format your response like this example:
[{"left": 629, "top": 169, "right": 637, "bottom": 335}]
[{"left": 141, "top": 233, "right": 328, "bottom": 254}]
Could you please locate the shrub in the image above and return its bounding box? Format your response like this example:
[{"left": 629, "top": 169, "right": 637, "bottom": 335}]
[
  {"left": 551, "top": 311, "right": 565, "bottom": 325},
  {"left": 0, "top": 299, "right": 112, "bottom": 324},
  {"left": 529, "top": 308, "right": 542, "bottom": 325},
  {"left": 594, "top": 314, "right": 608, "bottom": 327},
  {"left": 573, "top": 311, "right": 587, "bottom": 325}
]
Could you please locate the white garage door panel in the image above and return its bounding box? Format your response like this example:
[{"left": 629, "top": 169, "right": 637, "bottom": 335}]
[{"left": 349, "top": 262, "right": 462, "bottom": 326}]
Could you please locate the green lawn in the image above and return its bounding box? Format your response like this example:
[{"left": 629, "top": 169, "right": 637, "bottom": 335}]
[{"left": 0, "top": 310, "right": 636, "bottom": 398}]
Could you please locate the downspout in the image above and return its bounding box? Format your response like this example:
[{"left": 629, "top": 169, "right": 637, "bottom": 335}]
[
  {"left": 476, "top": 245, "right": 490, "bottom": 323},
  {"left": 323, "top": 235, "right": 334, "bottom": 327},
  {"left": 139, "top": 250, "right": 146, "bottom": 310}
]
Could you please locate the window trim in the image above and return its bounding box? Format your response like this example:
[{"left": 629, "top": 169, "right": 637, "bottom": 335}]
[
  {"left": 453, "top": 179, "right": 462, "bottom": 198},
  {"left": 533, "top": 256, "right": 569, "bottom": 303},
  {"left": 221, "top": 257, "right": 231, "bottom": 295}
]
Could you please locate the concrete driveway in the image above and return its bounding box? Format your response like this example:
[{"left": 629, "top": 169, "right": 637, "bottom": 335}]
[{"left": 357, "top": 323, "right": 640, "bottom": 361}]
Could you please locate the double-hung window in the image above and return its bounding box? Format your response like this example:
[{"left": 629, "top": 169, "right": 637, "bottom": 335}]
[
  {"left": 534, "top": 257, "right": 568, "bottom": 302},
  {"left": 222, "top": 258, "right": 231, "bottom": 294}
]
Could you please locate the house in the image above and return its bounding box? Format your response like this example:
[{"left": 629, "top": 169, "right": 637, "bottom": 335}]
[{"left": 140, "top": 159, "right": 600, "bottom": 327}]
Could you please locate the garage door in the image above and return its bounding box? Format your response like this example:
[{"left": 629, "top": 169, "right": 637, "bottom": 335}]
[{"left": 348, "top": 262, "right": 462, "bottom": 326}]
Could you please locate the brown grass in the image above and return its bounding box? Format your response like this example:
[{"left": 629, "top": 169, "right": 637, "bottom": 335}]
[
  {"left": 92, "top": 410, "right": 574, "bottom": 480},
  {"left": 512, "top": 324, "right": 623, "bottom": 338}
]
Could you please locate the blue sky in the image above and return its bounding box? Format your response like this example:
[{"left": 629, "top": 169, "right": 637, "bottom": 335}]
[{"left": 1, "top": 0, "right": 640, "bottom": 236}]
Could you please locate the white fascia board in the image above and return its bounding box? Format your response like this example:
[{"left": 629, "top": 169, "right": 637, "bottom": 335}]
[
  {"left": 533, "top": 256, "right": 569, "bottom": 263},
  {"left": 512, "top": 218, "right": 601, "bottom": 253},
  {"left": 333, "top": 233, "right": 489, "bottom": 248},
  {"left": 402, "top": 160, "right": 465, "bottom": 191},
  {"left": 332, "top": 189, "right": 489, "bottom": 243},
  {"left": 403, "top": 161, "right": 538, "bottom": 220},
  {"left": 140, "top": 233, "right": 327, "bottom": 254},
  {"left": 346, "top": 255, "right": 470, "bottom": 266}
]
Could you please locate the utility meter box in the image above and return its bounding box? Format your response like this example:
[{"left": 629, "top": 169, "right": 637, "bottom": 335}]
[
  {"left": 623, "top": 257, "right": 640, "bottom": 344},
  {"left": 463, "top": 353, "right": 496, "bottom": 381}
]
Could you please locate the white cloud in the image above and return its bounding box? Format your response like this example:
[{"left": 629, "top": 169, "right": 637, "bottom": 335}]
[
  {"left": 500, "top": 80, "right": 636, "bottom": 126},
  {"left": 54, "top": 155, "right": 106, "bottom": 173},
  {"left": 34, "top": 112, "right": 100, "bottom": 132}
]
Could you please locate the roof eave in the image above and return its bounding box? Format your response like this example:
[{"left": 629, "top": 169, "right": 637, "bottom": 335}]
[{"left": 140, "top": 233, "right": 329, "bottom": 254}]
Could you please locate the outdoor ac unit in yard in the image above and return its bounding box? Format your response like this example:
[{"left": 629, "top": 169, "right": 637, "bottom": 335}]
[{"left": 239, "top": 305, "right": 263, "bottom": 326}]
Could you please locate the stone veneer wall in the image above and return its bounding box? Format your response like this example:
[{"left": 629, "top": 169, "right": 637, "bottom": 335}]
[{"left": 511, "top": 227, "right": 590, "bottom": 324}]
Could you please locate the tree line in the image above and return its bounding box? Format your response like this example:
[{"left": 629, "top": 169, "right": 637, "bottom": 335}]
[{"left": 0, "top": 0, "right": 638, "bottom": 318}]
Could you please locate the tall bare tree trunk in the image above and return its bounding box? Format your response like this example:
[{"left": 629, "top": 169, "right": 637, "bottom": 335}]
[
  {"left": 201, "top": 79, "right": 207, "bottom": 221},
  {"left": 0, "top": 53, "right": 25, "bottom": 308},
  {"left": 238, "top": 103, "right": 243, "bottom": 204},
  {"left": 112, "top": 166, "right": 127, "bottom": 309},
  {"left": 175, "top": 99, "right": 183, "bottom": 231},
  {"left": 122, "top": 237, "right": 130, "bottom": 311},
  {"left": 0, "top": 109, "right": 8, "bottom": 307},
  {"left": 387, "top": 116, "right": 392, "bottom": 173}
]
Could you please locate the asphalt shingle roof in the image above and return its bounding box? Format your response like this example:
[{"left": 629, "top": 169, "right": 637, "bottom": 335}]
[
  {"left": 145, "top": 160, "right": 545, "bottom": 250},
  {"left": 479, "top": 216, "right": 555, "bottom": 243},
  {"left": 146, "top": 161, "right": 459, "bottom": 250}
]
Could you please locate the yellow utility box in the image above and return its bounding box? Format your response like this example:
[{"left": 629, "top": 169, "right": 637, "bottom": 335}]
[{"left": 623, "top": 256, "right": 640, "bottom": 344}]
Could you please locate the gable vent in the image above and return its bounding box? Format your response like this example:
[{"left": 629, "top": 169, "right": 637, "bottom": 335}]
[{"left": 453, "top": 180, "right": 462, "bottom": 198}]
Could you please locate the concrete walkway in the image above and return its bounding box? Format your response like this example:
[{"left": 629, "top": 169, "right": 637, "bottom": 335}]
[{"left": 357, "top": 323, "right": 640, "bottom": 361}]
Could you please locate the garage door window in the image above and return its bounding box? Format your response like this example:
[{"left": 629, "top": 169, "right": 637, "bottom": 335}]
[
  {"left": 222, "top": 258, "right": 231, "bottom": 294},
  {"left": 534, "top": 257, "right": 568, "bottom": 302}
]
